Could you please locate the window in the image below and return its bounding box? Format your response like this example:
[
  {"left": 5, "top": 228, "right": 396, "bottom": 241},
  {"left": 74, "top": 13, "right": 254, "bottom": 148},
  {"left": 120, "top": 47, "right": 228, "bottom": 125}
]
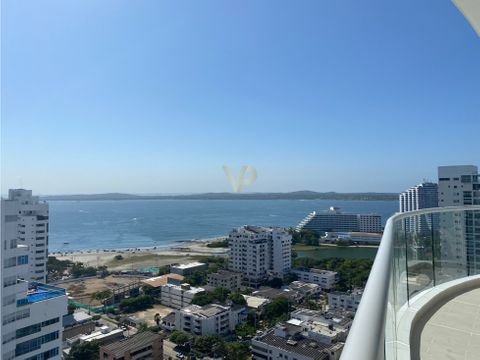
[{"left": 17, "top": 255, "right": 29, "bottom": 265}]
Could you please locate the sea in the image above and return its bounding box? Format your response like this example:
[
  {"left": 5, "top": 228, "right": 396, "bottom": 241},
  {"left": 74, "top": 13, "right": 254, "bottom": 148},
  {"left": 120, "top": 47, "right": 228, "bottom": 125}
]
[{"left": 48, "top": 199, "right": 398, "bottom": 252}]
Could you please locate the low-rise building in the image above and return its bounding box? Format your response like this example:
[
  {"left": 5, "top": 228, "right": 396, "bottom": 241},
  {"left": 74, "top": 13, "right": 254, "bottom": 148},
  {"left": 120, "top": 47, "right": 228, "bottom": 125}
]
[
  {"left": 292, "top": 268, "right": 338, "bottom": 290},
  {"left": 160, "top": 312, "right": 176, "bottom": 331},
  {"left": 327, "top": 289, "right": 363, "bottom": 312},
  {"left": 63, "top": 311, "right": 95, "bottom": 340},
  {"left": 287, "top": 281, "right": 322, "bottom": 299},
  {"left": 321, "top": 232, "right": 382, "bottom": 245},
  {"left": 207, "top": 270, "right": 242, "bottom": 291},
  {"left": 171, "top": 262, "right": 207, "bottom": 275},
  {"left": 252, "top": 286, "right": 301, "bottom": 303},
  {"left": 99, "top": 331, "right": 164, "bottom": 360},
  {"left": 242, "top": 294, "right": 270, "bottom": 313},
  {"left": 160, "top": 283, "right": 205, "bottom": 309},
  {"left": 77, "top": 327, "right": 124, "bottom": 345},
  {"left": 291, "top": 308, "right": 353, "bottom": 333},
  {"left": 141, "top": 273, "right": 185, "bottom": 288},
  {"left": 251, "top": 323, "right": 343, "bottom": 360},
  {"left": 175, "top": 304, "right": 247, "bottom": 336}
]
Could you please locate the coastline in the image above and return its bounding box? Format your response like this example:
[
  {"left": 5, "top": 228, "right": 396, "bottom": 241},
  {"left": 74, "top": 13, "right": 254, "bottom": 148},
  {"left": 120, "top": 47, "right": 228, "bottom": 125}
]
[{"left": 50, "top": 237, "right": 229, "bottom": 269}]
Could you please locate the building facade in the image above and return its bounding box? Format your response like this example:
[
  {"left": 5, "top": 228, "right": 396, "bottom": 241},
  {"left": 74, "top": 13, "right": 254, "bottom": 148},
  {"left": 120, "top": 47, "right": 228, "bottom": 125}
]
[
  {"left": 292, "top": 268, "right": 338, "bottom": 290},
  {"left": 437, "top": 165, "right": 480, "bottom": 275},
  {"left": 228, "top": 225, "right": 292, "bottom": 287},
  {"left": 2, "top": 190, "right": 67, "bottom": 360},
  {"left": 6, "top": 189, "right": 49, "bottom": 282},
  {"left": 296, "top": 208, "right": 382, "bottom": 234},
  {"left": 399, "top": 182, "right": 438, "bottom": 213},
  {"left": 327, "top": 289, "right": 363, "bottom": 312},
  {"left": 99, "top": 331, "right": 164, "bottom": 360},
  {"left": 251, "top": 323, "right": 343, "bottom": 360},
  {"left": 174, "top": 304, "right": 247, "bottom": 336},
  {"left": 160, "top": 283, "right": 205, "bottom": 309},
  {"left": 207, "top": 270, "right": 242, "bottom": 291}
]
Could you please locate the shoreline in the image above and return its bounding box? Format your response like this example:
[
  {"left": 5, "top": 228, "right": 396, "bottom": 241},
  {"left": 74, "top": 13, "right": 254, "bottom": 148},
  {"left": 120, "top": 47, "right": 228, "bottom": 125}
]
[
  {"left": 50, "top": 237, "right": 229, "bottom": 269},
  {"left": 49, "top": 236, "right": 227, "bottom": 256}
]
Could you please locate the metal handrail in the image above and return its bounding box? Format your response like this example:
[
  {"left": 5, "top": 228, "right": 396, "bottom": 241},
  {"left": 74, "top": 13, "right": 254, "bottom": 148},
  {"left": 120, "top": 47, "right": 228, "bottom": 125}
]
[{"left": 340, "top": 205, "right": 480, "bottom": 360}]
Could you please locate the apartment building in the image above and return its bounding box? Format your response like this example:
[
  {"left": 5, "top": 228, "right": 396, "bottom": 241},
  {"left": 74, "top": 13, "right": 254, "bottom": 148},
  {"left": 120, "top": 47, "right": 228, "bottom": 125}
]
[
  {"left": 228, "top": 225, "right": 292, "bottom": 287},
  {"left": 207, "top": 270, "right": 242, "bottom": 291},
  {"left": 437, "top": 165, "right": 480, "bottom": 274},
  {"left": 175, "top": 304, "right": 247, "bottom": 336},
  {"left": 327, "top": 289, "right": 363, "bottom": 312},
  {"left": 170, "top": 262, "right": 207, "bottom": 276},
  {"left": 297, "top": 207, "right": 382, "bottom": 234},
  {"left": 251, "top": 323, "right": 343, "bottom": 360},
  {"left": 292, "top": 268, "right": 338, "bottom": 290},
  {"left": 160, "top": 283, "right": 205, "bottom": 309},
  {"left": 6, "top": 189, "right": 49, "bottom": 282},
  {"left": 399, "top": 182, "right": 438, "bottom": 213},
  {"left": 2, "top": 190, "right": 67, "bottom": 360},
  {"left": 438, "top": 165, "right": 480, "bottom": 206},
  {"left": 99, "top": 331, "right": 164, "bottom": 360}
]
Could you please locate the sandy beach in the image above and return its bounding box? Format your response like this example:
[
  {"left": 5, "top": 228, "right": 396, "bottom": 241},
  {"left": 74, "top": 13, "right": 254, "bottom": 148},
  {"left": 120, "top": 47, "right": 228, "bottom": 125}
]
[{"left": 50, "top": 237, "right": 229, "bottom": 269}]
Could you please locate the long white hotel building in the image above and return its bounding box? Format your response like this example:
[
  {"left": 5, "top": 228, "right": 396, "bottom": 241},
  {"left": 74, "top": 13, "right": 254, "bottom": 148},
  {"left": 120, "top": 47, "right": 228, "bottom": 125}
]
[{"left": 1, "top": 189, "right": 67, "bottom": 360}]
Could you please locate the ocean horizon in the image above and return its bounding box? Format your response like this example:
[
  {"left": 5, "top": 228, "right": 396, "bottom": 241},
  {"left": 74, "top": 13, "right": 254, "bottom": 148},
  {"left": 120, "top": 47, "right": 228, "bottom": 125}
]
[{"left": 49, "top": 199, "right": 398, "bottom": 252}]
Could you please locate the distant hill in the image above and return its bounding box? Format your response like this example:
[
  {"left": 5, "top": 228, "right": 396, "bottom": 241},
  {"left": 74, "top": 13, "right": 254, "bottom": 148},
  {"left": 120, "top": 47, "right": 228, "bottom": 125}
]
[{"left": 41, "top": 191, "right": 398, "bottom": 201}]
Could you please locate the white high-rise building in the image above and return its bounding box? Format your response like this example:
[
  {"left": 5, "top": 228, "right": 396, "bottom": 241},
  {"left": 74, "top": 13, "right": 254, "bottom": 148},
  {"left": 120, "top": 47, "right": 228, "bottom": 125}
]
[
  {"left": 438, "top": 165, "right": 480, "bottom": 206},
  {"left": 6, "top": 189, "right": 49, "bottom": 282},
  {"left": 399, "top": 182, "right": 438, "bottom": 235},
  {"left": 228, "top": 225, "right": 292, "bottom": 287},
  {"left": 399, "top": 182, "right": 438, "bottom": 213},
  {"left": 437, "top": 165, "right": 480, "bottom": 274},
  {"left": 1, "top": 190, "right": 67, "bottom": 360}
]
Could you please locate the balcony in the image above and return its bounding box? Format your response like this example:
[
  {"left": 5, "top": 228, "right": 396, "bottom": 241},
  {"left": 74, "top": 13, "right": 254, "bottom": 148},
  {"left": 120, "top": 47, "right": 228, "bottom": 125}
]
[
  {"left": 341, "top": 206, "right": 480, "bottom": 360},
  {"left": 26, "top": 282, "right": 66, "bottom": 303}
]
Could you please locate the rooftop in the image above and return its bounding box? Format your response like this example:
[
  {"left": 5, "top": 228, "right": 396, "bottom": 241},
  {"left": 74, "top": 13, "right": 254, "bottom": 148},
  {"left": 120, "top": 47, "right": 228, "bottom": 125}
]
[
  {"left": 100, "top": 331, "right": 164, "bottom": 357},
  {"left": 254, "top": 329, "right": 331, "bottom": 360},
  {"left": 181, "top": 303, "right": 229, "bottom": 318},
  {"left": 172, "top": 262, "right": 206, "bottom": 270},
  {"left": 243, "top": 294, "right": 270, "bottom": 309},
  {"left": 141, "top": 273, "right": 185, "bottom": 288},
  {"left": 26, "top": 283, "right": 66, "bottom": 303},
  {"left": 63, "top": 311, "right": 93, "bottom": 328},
  {"left": 208, "top": 269, "right": 241, "bottom": 280}
]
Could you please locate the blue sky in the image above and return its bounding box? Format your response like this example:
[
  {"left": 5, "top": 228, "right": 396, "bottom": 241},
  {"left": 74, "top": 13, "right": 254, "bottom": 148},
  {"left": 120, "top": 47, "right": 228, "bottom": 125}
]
[{"left": 1, "top": 0, "right": 479, "bottom": 195}]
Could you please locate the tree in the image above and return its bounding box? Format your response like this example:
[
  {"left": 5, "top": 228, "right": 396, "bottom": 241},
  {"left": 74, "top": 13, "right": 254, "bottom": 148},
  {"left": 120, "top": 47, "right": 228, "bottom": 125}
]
[
  {"left": 67, "top": 303, "right": 77, "bottom": 315},
  {"left": 193, "top": 336, "right": 224, "bottom": 356},
  {"left": 283, "top": 272, "right": 298, "bottom": 285},
  {"left": 119, "top": 295, "right": 153, "bottom": 313},
  {"left": 157, "top": 265, "right": 170, "bottom": 276},
  {"left": 114, "top": 254, "right": 123, "bottom": 261},
  {"left": 263, "top": 297, "right": 290, "bottom": 326},
  {"left": 191, "top": 287, "right": 231, "bottom": 306},
  {"left": 265, "top": 277, "right": 283, "bottom": 289},
  {"left": 185, "top": 271, "right": 207, "bottom": 286},
  {"left": 67, "top": 341, "right": 99, "bottom": 360},
  {"left": 170, "top": 331, "right": 192, "bottom": 345},
  {"left": 228, "top": 292, "right": 247, "bottom": 305},
  {"left": 142, "top": 284, "right": 156, "bottom": 296},
  {"left": 235, "top": 322, "right": 256, "bottom": 338},
  {"left": 224, "top": 342, "right": 250, "bottom": 360}
]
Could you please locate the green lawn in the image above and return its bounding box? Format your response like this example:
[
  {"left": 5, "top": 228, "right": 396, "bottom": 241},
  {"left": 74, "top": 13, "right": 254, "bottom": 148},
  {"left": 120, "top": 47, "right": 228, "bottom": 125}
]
[{"left": 294, "top": 245, "right": 378, "bottom": 260}]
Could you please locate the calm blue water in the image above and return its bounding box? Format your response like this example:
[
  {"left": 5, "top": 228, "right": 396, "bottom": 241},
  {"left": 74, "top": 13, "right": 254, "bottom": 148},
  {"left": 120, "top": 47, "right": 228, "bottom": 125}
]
[{"left": 48, "top": 200, "right": 398, "bottom": 251}]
